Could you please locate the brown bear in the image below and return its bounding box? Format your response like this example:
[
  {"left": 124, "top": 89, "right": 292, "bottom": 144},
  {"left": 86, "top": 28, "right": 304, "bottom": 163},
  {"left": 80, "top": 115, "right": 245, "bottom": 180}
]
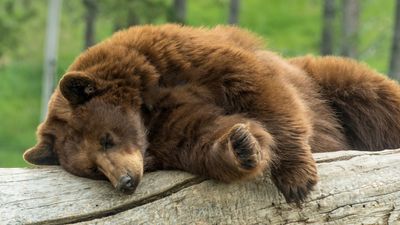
[{"left": 23, "top": 24, "right": 400, "bottom": 204}]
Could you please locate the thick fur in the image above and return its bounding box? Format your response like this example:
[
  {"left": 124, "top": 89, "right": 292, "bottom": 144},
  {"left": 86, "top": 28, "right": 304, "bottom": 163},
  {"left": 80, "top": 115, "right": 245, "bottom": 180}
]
[
  {"left": 24, "top": 24, "right": 400, "bottom": 204},
  {"left": 290, "top": 56, "right": 400, "bottom": 151}
]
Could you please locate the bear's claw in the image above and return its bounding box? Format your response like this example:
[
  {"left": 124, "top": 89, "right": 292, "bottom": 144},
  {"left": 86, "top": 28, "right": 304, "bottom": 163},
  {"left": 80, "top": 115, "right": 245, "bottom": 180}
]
[
  {"left": 229, "top": 124, "right": 261, "bottom": 170},
  {"left": 272, "top": 166, "right": 318, "bottom": 206}
]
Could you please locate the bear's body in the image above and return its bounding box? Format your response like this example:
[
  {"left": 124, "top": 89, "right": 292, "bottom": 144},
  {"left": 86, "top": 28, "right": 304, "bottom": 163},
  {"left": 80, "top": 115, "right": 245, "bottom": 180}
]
[{"left": 24, "top": 25, "right": 400, "bottom": 204}]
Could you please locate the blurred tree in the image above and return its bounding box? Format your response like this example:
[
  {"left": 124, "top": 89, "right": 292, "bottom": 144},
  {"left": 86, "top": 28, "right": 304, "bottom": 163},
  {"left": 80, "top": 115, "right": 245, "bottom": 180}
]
[
  {"left": 341, "top": 0, "right": 360, "bottom": 58},
  {"left": 228, "top": 0, "right": 239, "bottom": 25},
  {"left": 389, "top": 0, "right": 400, "bottom": 79},
  {"left": 321, "top": 0, "right": 336, "bottom": 55},
  {"left": 100, "top": 0, "right": 169, "bottom": 31},
  {"left": 82, "top": 0, "right": 98, "bottom": 49},
  {"left": 0, "top": 0, "right": 37, "bottom": 59},
  {"left": 41, "top": 0, "right": 62, "bottom": 120},
  {"left": 169, "top": 0, "right": 186, "bottom": 24}
]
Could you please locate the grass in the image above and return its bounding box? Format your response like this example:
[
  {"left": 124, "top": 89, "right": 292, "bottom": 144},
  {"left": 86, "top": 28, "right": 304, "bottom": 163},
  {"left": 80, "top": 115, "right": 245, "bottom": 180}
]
[{"left": 0, "top": 0, "right": 396, "bottom": 167}]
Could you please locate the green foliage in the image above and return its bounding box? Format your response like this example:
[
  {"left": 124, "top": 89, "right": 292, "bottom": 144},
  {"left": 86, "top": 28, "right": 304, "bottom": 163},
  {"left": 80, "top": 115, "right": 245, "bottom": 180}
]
[
  {"left": 99, "top": 0, "right": 170, "bottom": 29},
  {"left": 359, "top": 0, "right": 396, "bottom": 71},
  {"left": 0, "top": 0, "right": 48, "bottom": 60},
  {"left": 0, "top": 62, "right": 41, "bottom": 167},
  {"left": 0, "top": 0, "right": 395, "bottom": 167}
]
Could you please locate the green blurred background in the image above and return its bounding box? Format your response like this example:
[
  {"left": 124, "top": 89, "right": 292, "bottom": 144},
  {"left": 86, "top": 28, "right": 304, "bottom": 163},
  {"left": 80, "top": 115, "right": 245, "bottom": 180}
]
[{"left": 0, "top": 0, "right": 397, "bottom": 167}]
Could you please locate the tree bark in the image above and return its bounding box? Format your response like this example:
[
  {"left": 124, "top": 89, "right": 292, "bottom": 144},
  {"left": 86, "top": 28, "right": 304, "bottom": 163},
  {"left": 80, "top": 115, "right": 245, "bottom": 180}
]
[
  {"left": 341, "top": 0, "right": 360, "bottom": 58},
  {"left": 82, "top": 0, "right": 97, "bottom": 49},
  {"left": 1, "top": 149, "right": 400, "bottom": 224},
  {"left": 228, "top": 0, "right": 240, "bottom": 25},
  {"left": 171, "top": 0, "right": 186, "bottom": 24},
  {"left": 321, "top": 0, "right": 336, "bottom": 55},
  {"left": 389, "top": 0, "right": 400, "bottom": 80},
  {"left": 126, "top": 9, "right": 140, "bottom": 28}
]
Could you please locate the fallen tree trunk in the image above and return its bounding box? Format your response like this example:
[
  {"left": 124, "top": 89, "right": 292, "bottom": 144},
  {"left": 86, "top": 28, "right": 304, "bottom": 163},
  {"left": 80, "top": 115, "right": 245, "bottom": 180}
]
[{"left": 1, "top": 150, "right": 400, "bottom": 225}]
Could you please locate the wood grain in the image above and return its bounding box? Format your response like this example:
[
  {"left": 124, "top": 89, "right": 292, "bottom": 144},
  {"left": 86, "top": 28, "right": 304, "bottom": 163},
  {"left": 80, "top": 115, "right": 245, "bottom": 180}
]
[{"left": 1, "top": 150, "right": 399, "bottom": 225}]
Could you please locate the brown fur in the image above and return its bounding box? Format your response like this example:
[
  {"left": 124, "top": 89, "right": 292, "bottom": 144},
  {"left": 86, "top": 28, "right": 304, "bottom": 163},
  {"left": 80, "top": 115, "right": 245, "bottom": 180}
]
[{"left": 23, "top": 24, "right": 400, "bottom": 204}]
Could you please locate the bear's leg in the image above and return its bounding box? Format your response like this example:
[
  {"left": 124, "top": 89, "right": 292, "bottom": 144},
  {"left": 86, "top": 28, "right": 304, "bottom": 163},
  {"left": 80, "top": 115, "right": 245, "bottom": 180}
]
[
  {"left": 146, "top": 99, "right": 275, "bottom": 182},
  {"left": 290, "top": 56, "right": 400, "bottom": 151}
]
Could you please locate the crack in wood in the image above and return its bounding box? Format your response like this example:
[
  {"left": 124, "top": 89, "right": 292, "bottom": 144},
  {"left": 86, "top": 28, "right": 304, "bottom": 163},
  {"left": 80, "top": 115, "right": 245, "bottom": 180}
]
[
  {"left": 26, "top": 176, "right": 206, "bottom": 225},
  {"left": 384, "top": 206, "right": 399, "bottom": 224},
  {"left": 316, "top": 155, "right": 360, "bottom": 163}
]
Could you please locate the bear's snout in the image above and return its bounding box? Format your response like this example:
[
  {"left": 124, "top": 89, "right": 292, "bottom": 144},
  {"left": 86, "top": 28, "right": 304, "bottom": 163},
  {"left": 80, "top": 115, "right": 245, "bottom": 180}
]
[
  {"left": 116, "top": 174, "right": 138, "bottom": 194},
  {"left": 93, "top": 147, "right": 144, "bottom": 194}
]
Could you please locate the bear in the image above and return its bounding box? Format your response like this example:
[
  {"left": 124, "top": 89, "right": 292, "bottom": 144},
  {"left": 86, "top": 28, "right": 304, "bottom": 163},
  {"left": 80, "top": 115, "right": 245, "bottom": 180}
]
[{"left": 23, "top": 24, "right": 400, "bottom": 204}]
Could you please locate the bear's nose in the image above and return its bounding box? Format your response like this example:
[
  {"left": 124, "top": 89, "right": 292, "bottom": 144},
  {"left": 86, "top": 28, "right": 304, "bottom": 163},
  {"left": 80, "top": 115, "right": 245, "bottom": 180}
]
[{"left": 117, "top": 174, "right": 137, "bottom": 193}]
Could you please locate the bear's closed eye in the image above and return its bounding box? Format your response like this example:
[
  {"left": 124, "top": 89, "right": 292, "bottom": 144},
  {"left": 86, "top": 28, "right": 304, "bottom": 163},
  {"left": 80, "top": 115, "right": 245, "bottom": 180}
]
[{"left": 100, "top": 133, "right": 115, "bottom": 150}]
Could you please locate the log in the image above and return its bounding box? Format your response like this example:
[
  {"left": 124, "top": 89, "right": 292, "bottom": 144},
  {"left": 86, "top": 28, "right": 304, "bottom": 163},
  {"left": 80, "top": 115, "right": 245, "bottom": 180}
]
[{"left": 1, "top": 150, "right": 400, "bottom": 225}]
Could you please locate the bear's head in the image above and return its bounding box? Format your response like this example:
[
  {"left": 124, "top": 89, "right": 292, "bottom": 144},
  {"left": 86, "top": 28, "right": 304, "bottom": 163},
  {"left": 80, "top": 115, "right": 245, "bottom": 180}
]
[{"left": 23, "top": 44, "right": 160, "bottom": 194}]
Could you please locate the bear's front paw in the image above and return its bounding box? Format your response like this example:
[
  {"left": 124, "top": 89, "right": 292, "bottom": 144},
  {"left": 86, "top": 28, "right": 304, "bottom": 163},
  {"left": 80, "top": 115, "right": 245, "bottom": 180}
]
[
  {"left": 272, "top": 162, "right": 318, "bottom": 205},
  {"left": 228, "top": 123, "right": 262, "bottom": 170}
]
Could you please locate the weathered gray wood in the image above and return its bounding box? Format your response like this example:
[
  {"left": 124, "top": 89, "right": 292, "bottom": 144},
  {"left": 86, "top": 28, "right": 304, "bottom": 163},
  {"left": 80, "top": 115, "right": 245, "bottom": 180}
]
[{"left": 1, "top": 150, "right": 400, "bottom": 225}]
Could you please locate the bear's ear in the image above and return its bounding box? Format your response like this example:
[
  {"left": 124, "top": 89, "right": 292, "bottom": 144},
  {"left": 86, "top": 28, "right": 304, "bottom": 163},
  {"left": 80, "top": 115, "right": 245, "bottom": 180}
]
[
  {"left": 59, "top": 72, "right": 98, "bottom": 105},
  {"left": 23, "top": 135, "right": 59, "bottom": 165}
]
